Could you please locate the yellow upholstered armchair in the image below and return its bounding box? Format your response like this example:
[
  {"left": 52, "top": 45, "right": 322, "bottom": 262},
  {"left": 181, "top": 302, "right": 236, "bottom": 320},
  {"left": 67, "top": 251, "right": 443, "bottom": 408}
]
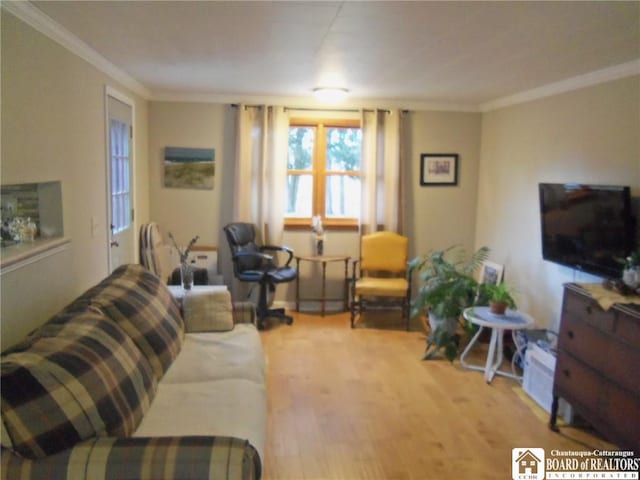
[{"left": 350, "top": 231, "right": 413, "bottom": 330}]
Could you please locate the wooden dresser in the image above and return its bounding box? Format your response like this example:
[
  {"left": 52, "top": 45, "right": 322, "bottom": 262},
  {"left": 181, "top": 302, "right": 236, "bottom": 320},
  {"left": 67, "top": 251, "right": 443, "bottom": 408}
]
[{"left": 550, "top": 284, "right": 640, "bottom": 451}]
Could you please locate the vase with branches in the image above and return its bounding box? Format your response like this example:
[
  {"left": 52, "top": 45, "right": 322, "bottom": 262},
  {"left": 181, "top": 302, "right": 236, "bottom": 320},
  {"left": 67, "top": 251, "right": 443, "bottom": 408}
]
[
  {"left": 168, "top": 232, "right": 199, "bottom": 290},
  {"left": 311, "top": 215, "right": 325, "bottom": 255}
]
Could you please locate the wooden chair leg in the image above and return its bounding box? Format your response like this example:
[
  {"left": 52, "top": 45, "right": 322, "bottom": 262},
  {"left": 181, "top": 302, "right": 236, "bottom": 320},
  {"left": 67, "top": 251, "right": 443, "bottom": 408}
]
[
  {"left": 404, "top": 296, "right": 410, "bottom": 331},
  {"left": 350, "top": 300, "right": 357, "bottom": 328}
]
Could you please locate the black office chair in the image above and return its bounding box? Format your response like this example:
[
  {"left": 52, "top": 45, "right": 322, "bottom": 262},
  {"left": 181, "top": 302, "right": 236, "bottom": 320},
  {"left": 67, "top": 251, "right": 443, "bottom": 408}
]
[{"left": 223, "top": 222, "right": 297, "bottom": 329}]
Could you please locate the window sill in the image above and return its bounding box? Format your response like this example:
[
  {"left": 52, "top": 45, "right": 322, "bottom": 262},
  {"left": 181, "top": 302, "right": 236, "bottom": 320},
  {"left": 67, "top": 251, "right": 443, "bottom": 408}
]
[{"left": 284, "top": 223, "right": 359, "bottom": 232}]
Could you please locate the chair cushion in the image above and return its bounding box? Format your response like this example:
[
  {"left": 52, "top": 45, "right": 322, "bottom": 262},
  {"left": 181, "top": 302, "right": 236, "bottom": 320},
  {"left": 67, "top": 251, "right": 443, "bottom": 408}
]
[
  {"left": 266, "top": 266, "right": 297, "bottom": 283},
  {"left": 87, "top": 264, "right": 184, "bottom": 380},
  {"left": 224, "top": 223, "right": 264, "bottom": 271},
  {"left": 235, "top": 248, "right": 264, "bottom": 271},
  {"left": 139, "top": 222, "right": 175, "bottom": 283},
  {"left": 1, "top": 310, "right": 157, "bottom": 459},
  {"left": 236, "top": 269, "right": 265, "bottom": 282},
  {"left": 361, "top": 231, "right": 408, "bottom": 272},
  {"left": 355, "top": 277, "right": 409, "bottom": 297}
]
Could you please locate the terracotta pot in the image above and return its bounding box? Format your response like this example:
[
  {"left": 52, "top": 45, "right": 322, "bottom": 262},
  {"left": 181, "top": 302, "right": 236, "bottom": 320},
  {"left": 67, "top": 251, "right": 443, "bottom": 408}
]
[{"left": 489, "top": 301, "right": 507, "bottom": 315}]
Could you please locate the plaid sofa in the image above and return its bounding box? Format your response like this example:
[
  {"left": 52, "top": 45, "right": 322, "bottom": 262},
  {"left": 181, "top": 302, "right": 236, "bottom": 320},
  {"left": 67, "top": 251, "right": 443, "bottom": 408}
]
[{"left": 1, "top": 264, "right": 262, "bottom": 480}]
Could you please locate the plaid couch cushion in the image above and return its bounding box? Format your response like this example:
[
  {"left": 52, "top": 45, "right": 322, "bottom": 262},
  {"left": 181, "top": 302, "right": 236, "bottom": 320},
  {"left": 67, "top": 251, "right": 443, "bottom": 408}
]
[
  {"left": 86, "top": 264, "right": 184, "bottom": 380},
  {"left": 1, "top": 310, "right": 157, "bottom": 459},
  {"left": 1, "top": 435, "right": 261, "bottom": 480}
]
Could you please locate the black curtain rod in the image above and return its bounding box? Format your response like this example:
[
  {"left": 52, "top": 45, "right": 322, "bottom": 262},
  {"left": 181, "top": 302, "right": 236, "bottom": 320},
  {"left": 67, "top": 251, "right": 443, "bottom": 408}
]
[
  {"left": 285, "top": 106, "right": 391, "bottom": 114},
  {"left": 230, "top": 104, "right": 409, "bottom": 114}
]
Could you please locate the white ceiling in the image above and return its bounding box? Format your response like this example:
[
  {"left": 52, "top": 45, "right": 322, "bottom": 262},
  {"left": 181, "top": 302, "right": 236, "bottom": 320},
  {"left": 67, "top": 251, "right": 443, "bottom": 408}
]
[{"left": 17, "top": 1, "right": 640, "bottom": 110}]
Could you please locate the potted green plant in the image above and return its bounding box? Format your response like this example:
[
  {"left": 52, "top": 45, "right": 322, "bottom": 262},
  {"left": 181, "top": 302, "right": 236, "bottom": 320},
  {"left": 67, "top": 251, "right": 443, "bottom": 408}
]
[
  {"left": 410, "top": 245, "right": 489, "bottom": 361},
  {"left": 482, "top": 282, "right": 518, "bottom": 315}
]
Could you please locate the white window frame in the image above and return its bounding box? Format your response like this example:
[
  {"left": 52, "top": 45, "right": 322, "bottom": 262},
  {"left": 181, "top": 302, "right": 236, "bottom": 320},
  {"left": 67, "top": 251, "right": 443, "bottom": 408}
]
[
  {"left": 285, "top": 117, "right": 362, "bottom": 229},
  {"left": 104, "top": 86, "right": 136, "bottom": 268},
  {"left": 109, "top": 117, "right": 131, "bottom": 234}
]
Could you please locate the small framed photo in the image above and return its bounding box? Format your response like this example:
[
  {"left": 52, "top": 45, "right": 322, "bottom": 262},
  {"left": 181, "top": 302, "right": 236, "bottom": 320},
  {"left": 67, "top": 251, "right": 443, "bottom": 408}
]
[
  {"left": 420, "top": 153, "right": 458, "bottom": 186},
  {"left": 479, "top": 261, "right": 504, "bottom": 285}
]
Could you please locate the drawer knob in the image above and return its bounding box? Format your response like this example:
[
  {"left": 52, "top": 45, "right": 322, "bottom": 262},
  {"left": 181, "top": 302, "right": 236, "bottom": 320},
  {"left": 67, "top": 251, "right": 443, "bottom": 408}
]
[
  {"left": 567, "top": 330, "right": 574, "bottom": 339},
  {"left": 586, "top": 305, "right": 593, "bottom": 315},
  {"left": 563, "top": 369, "right": 571, "bottom": 378}
]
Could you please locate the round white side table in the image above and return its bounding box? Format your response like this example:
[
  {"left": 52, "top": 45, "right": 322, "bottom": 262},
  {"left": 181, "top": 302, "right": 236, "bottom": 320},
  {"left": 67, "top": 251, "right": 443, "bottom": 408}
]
[{"left": 461, "top": 306, "right": 535, "bottom": 384}]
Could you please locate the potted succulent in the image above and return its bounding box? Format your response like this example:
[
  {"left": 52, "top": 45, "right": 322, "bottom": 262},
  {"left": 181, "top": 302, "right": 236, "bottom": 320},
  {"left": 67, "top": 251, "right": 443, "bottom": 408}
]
[
  {"left": 410, "top": 245, "right": 489, "bottom": 361},
  {"left": 482, "top": 282, "right": 518, "bottom": 315}
]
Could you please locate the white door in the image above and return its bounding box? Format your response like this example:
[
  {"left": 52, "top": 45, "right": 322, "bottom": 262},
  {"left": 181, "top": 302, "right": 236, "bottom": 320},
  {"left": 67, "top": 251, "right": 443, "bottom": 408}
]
[{"left": 106, "top": 91, "right": 135, "bottom": 271}]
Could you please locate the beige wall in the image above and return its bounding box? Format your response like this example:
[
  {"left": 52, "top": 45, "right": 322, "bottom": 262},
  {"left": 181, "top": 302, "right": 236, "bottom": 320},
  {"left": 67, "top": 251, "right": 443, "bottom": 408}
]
[
  {"left": 147, "top": 102, "right": 235, "bottom": 248},
  {"left": 3, "top": 9, "right": 638, "bottom": 344},
  {"left": 146, "top": 106, "right": 483, "bottom": 308},
  {"left": 406, "top": 111, "right": 482, "bottom": 259},
  {"left": 475, "top": 76, "right": 640, "bottom": 330},
  {"left": 1, "top": 13, "right": 150, "bottom": 349},
  {"left": 282, "top": 110, "right": 483, "bottom": 308}
]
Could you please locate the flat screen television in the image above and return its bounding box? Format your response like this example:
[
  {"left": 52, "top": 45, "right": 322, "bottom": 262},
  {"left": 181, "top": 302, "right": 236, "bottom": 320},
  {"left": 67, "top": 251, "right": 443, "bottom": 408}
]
[{"left": 539, "top": 183, "right": 635, "bottom": 278}]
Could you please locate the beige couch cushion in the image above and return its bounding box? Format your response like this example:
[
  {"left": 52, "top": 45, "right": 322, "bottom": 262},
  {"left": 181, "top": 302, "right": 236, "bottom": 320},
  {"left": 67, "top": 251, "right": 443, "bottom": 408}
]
[
  {"left": 161, "top": 325, "right": 265, "bottom": 385},
  {"left": 133, "top": 379, "right": 266, "bottom": 463},
  {"left": 182, "top": 289, "right": 234, "bottom": 332},
  {"left": 136, "top": 323, "right": 267, "bottom": 462}
]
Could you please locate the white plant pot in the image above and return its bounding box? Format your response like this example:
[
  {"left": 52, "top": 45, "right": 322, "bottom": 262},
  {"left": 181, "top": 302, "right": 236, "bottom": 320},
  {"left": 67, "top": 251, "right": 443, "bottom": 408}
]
[
  {"left": 622, "top": 268, "right": 640, "bottom": 289},
  {"left": 428, "top": 312, "right": 457, "bottom": 334}
]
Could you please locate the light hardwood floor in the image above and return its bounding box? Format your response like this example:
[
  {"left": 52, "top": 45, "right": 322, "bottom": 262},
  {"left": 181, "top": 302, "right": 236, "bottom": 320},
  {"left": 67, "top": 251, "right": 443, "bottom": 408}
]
[{"left": 260, "top": 311, "right": 613, "bottom": 480}]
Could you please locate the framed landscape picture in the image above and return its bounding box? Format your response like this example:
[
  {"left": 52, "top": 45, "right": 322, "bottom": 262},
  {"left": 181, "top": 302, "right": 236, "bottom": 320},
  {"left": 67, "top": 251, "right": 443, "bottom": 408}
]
[
  {"left": 420, "top": 153, "right": 458, "bottom": 186},
  {"left": 164, "top": 147, "right": 215, "bottom": 190}
]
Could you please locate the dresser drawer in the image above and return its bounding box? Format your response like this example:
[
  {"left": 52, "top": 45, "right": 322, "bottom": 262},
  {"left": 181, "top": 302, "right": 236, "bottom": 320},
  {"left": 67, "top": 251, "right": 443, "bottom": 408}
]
[
  {"left": 554, "top": 285, "right": 640, "bottom": 450},
  {"left": 605, "top": 384, "right": 640, "bottom": 451},
  {"left": 558, "top": 314, "right": 640, "bottom": 395},
  {"left": 555, "top": 352, "right": 640, "bottom": 450},
  {"left": 562, "top": 288, "right": 614, "bottom": 332},
  {"left": 613, "top": 309, "right": 640, "bottom": 347},
  {"left": 554, "top": 352, "right": 607, "bottom": 413}
]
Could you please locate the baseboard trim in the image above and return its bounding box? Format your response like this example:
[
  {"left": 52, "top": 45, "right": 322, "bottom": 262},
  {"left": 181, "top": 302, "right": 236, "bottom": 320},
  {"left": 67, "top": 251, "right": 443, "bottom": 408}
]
[{"left": 272, "top": 300, "right": 348, "bottom": 314}]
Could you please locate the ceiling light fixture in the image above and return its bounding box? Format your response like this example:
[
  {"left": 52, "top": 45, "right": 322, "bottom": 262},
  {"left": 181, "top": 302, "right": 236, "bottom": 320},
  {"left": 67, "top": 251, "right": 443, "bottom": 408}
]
[{"left": 312, "top": 87, "right": 349, "bottom": 103}]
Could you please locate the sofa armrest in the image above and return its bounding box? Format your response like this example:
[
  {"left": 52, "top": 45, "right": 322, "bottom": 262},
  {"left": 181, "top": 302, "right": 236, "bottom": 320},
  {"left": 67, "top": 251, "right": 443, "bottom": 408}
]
[
  {"left": 233, "top": 301, "right": 257, "bottom": 326},
  {"left": 2, "top": 436, "right": 261, "bottom": 480}
]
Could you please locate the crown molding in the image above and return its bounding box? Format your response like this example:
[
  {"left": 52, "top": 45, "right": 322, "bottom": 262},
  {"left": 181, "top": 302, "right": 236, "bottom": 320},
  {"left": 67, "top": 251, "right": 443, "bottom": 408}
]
[
  {"left": 2, "top": 0, "right": 151, "bottom": 99},
  {"left": 149, "top": 91, "right": 481, "bottom": 113},
  {"left": 480, "top": 59, "right": 640, "bottom": 112}
]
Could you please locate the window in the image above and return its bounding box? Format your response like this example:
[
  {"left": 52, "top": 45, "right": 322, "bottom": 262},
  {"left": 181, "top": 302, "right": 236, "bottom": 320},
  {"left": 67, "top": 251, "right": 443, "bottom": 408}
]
[
  {"left": 109, "top": 118, "right": 131, "bottom": 234},
  {"left": 285, "top": 118, "right": 362, "bottom": 228}
]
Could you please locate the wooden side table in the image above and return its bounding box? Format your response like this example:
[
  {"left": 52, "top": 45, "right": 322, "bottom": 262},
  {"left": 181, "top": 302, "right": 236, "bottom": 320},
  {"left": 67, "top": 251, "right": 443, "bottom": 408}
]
[{"left": 295, "top": 255, "right": 350, "bottom": 316}]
